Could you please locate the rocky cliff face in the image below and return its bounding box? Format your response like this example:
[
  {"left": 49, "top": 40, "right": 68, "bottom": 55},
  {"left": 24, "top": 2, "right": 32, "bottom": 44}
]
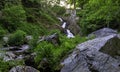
[{"left": 61, "top": 28, "right": 120, "bottom": 72}]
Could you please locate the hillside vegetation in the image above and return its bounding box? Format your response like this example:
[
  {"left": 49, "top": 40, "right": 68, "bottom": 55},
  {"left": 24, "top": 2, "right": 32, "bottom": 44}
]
[{"left": 0, "top": 0, "right": 120, "bottom": 72}]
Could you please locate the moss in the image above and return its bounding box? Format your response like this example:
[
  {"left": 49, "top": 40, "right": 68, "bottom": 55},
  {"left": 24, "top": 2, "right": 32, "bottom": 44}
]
[{"left": 100, "top": 37, "right": 120, "bottom": 57}]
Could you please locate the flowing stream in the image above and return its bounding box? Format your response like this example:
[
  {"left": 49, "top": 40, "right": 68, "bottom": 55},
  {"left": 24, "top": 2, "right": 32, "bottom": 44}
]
[
  {"left": 58, "top": 17, "right": 75, "bottom": 38},
  {"left": 61, "top": 22, "right": 66, "bottom": 29},
  {"left": 66, "top": 29, "right": 75, "bottom": 38}
]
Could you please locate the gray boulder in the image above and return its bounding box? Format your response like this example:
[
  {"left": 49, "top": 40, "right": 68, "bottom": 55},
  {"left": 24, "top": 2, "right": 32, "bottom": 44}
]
[
  {"left": 67, "top": 16, "right": 81, "bottom": 35},
  {"left": 38, "top": 33, "right": 60, "bottom": 46},
  {"left": 0, "top": 52, "right": 16, "bottom": 61},
  {"left": 9, "top": 66, "right": 39, "bottom": 72},
  {"left": 61, "top": 34, "right": 120, "bottom": 72},
  {"left": 0, "top": 45, "right": 30, "bottom": 61},
  {"left": 88, "top": 28, "right": 117, "bottom": 38},
  {"left": 66, "top": 10, "right": 81, "bottom": 35}
]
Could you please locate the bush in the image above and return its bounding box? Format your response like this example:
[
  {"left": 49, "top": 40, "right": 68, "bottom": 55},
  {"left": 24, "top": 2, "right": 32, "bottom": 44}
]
[
  {"left": 0, "top": 27, "right": 6, "bottom": 39},
  {"left": 0, "top": 58, "right": 24, "bottom": 72},
  {"left": 8, "top": 30, "right": 26, "bottom": 46},
  {"left": 0, "top": 30, "right": 6, "bottom": 39},
  {"left": 33, "top": 35, "right": 87, "bottom": 71},
  {"left": 18, "top": 22, "right": 47, "bottom": 36},
  {"left": 52, "top": 5, "right": 66, "bottom": 16},
  {"left": 79, "top": 0, "right": 120, "bottom": 35},
  {"left": 2, "top": 5, "right": 26, "bottom": 32},
  {"left": 39, "top": 10, "right": 57, "bottom": 25}
]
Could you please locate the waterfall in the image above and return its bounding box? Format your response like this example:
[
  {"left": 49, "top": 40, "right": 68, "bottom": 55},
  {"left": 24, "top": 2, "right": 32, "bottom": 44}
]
[
  {"left": 57, "top": 17, "right": 75, "bottom": 38},
  {"left": 66, "top": 29, "right": 75, "bottom": 38},
  {"left": 62, "top": 22, "right": 66, "bottom": 29},
  {"left": 57, "top": 17, "right": 63, "bottom": 22}
]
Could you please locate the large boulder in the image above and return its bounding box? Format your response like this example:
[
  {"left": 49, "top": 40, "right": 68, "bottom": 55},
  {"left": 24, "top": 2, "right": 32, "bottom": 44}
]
[
  {"left": 61, "top": 34, "right": 120, "bottom": 72},
  {"left": 88, "top": 28, "right": 117, "bottom": 38},
  {"left": 9, "top": 66, "right": 39, "bottom": 72}
]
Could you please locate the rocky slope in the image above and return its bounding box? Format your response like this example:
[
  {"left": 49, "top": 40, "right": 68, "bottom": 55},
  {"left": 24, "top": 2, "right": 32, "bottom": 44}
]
[{"left": 61, "top": 28, "right": 120, "bottom": 72}]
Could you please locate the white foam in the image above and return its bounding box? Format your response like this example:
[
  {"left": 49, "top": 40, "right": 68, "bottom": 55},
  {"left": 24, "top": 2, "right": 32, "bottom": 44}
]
[
  {"left": 57, "top": 17, "right": 63, "bottom": 22},
  {"left": 62, "top": 22, "right": 66, "bottom": 28},
  {"left": 66, "top": 29, "right": 75, "bottom": 38}
]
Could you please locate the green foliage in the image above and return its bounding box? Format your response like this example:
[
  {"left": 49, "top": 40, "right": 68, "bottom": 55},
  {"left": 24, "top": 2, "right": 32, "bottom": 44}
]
[
  {"left": 0, "top": 59, "right": 9, "bottom": 72},
  {"left": 78, "top": 0, "right": 120, "bottom": 35},
  {"left": 52, "top": 5, "right": 66, "bottom": 16},
  {"left": 47, "top": 29, "right": 61, "bottom": 35},
  {"left": 0, "top": 59, "right": 24, "bottom": 72},
  {"left": 33, "top": 35, "right": 87, "bottom": 71},
  {"left": 18, "top": 22, "right": 47, "bottom": 36},
  {"left": 28, "top": 37, "right": 39, "bottom": 52},
  {"left": 2, "top": 5, "right": 26, "bottom": 32},
  {"left": 0, "top": 27, "right": 6, "bottom": 39},
  {"left": 34, "top": 41, "right": 53, "bottom": 63},
  {"left": 39, "top": 10, "right": 57, "bottom": 24},
  {"left": 8, "top": 30, "right": 26, "bottom": 46}
]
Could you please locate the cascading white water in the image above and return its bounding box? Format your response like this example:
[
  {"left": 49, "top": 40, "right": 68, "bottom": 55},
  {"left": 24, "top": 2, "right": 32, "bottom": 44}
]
[
  {"left": 66, "top": 29, "right": 75, "bottom": 38},
  {"left": 57, "top": 17, "right": 75, "bottom": 38},
  {"left": 62, "top": 22, "right": 66, "bottom": 29},
  {"left": 57, "top": 17, "right": 63, "bottom": 22}
]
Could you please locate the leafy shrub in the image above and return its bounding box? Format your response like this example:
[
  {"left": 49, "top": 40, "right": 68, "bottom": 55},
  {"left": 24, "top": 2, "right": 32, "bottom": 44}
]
[
  {"left": 33, "top": 35, "right": 87, "bottom": 71},
  {"left": 0, "top": 30, "right": 6, "bottom": 39},
  {"left": 18, "top": 22, "right": 47, "bottom": 36},
  {"left": 0, "top": 27, "right": 6, "bottom": 39},
  {"left": 8, "top": 30, "right": 26, "bottom": 46},
  {"left": 51, "top": 5, "right": 66, "bottom": 16},
  {"left": 79, "top": 0, "right": 120, "bottom": 35},
  {"left": 0, "top": 59, "right": 9, "bottom": 72},
  {"left": 34, "top": 41, "right": 53, "bottom": 63},
  {"left": 2, "top": 5, "right": 26, "bottom": 32},
  {"left": 0, "top": 58, "right": 24, "bottom": 72},
  {"left": 47, "top": 29, "right": 61, "bottom": 35},
  {"left": 39, "top": 10, "right": 57, "bottom": 25}
]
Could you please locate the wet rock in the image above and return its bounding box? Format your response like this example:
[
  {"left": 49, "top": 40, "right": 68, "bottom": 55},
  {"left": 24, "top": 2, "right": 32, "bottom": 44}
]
[
  {"left": 57, "top": 17, "right": 63, "bottom": 22},
  {"left": 0, "top": 45, "right": 30, "bottom": 61},
  {"left": 3, "top": 36, "right": 9, "bottom": 43},
  {"left": 39, "top": 58, "right": 49, "bottom": 69},
  {"left": 14, "top": 45, "right": 29, "bottom": 53},
  {"left": 26, "top": 36, "right": 32, "bottom": 40},
  {"left": 3, "top": 52, "right": 16, "bottom": 61},
  {"left": 66, "top": 10, "right": 81, "bottom": 35},
  {"left": 61, "top": 34, "right": 120, "bottom": 72},
  {"left": 1, "top": 45, "right": 29, "bottom": 54},
  {"left": 3, "top": 36, "right": 9, "bottom": 46},
  {"left": 9, "top": 66, "right": 39, "bottom": 72},
  {"left": 38, "top": 33, "right": 60, "bottom": 46},
  {"left": 24, "top": 53, "right": 37, "bottom": 67},
  {"left": 88, "top": 28, "right": 117, "bottom": 38},
  {"left": 25, "top": 36, "right": 33, "bottom": 43},
  {"left": 0, "top": 52, "right": 16, "bottom": 61}
]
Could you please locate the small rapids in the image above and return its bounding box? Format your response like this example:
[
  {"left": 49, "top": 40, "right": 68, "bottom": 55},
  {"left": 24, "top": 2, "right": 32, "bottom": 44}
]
[{"left": 58, "top": 17, "right": 75, "bottom": 38}]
